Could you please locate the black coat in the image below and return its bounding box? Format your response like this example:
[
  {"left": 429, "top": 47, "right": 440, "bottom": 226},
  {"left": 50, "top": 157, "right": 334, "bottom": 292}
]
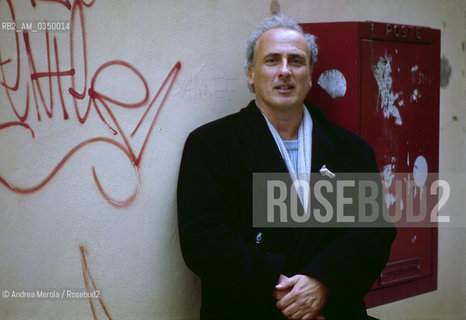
[{"left": 177, "top": 100, "right": 396, "bottom": 320}]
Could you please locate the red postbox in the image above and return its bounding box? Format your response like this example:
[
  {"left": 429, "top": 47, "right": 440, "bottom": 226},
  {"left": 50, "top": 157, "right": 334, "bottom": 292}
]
[{"left": 300, "top": 21, "right": 440, "bottom": 307}]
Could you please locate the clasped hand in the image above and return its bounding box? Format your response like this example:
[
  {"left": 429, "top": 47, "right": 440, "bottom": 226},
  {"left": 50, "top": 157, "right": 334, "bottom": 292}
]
[{"left": 273, "top": 274, "right": 329, "bottom": 320}]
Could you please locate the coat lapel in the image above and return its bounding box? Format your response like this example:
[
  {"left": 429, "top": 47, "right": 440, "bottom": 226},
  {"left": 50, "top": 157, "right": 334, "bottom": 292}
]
[
  {"left": 306, "top": 102, "right": 353, "bottom": 174},
  {"left": 237, "top": 101, "right": 288, "bottom": 174}
]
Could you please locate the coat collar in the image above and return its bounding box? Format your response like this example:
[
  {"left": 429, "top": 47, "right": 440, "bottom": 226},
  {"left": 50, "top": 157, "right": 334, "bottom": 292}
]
[
  {"left": 237, "top": 100, "right": 288, "bottom": 173},
  {"left": 237, "top": 100, "right": 352, "bottom": 175}
]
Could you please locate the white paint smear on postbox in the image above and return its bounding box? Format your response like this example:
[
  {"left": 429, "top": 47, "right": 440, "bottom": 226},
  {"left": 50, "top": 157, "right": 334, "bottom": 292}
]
[
  {"left": 372, "top": 56, "right": 403, "bottom": 125},
  {"left": 317, "top": 69, "right": 347, "bottom": 99},
  {"left": 413, "top": 155, "right": 428, "bottom": 187}
]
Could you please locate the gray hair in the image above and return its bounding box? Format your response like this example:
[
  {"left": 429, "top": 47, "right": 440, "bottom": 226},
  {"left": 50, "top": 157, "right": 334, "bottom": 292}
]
[{"left": 244, "top": 15, "right": 318, "bottom": 92}]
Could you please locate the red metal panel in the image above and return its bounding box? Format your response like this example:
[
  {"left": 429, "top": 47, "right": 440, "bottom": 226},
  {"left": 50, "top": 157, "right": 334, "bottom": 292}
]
[
  {"left": 360, "top": 29, "right": 440, "bottom": 307},
  {"left": 301, "top": 22, "right": 361, "bottom": 134},
  {"left": 300, "top": 21, "right": 440, "bottom": 307}
]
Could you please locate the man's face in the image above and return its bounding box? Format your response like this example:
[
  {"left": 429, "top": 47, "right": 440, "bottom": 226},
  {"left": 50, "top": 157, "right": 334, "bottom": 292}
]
[{"left": 248, "top": 28, "right": 312, "bottom": 113}]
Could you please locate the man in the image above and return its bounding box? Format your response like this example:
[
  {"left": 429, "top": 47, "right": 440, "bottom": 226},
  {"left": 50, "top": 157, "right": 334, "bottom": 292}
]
[{"left": 177, "top": 15, "right": 395, "bottom": 320}]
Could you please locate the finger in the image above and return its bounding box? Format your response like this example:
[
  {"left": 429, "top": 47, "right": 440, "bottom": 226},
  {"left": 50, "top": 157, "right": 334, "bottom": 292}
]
[
  {"left": 278, "top": 274, "right": 301, "bottom": 289},
  {"left": 314, "top": 313, "right": 326, "bottom": 320},
  {"left": 303, "top": 313, "right": 325, "bottom": 320},
  {"left": 275, "top": 277, "right": 295, "bottom": 289},
  {"left": 288, "top": 306, "right": 319, "bottom": 320},
  {"left": 278, "top": 274, "right": 289, "bottom": 282},
  {"left": 273, "top": 287, "right": 289, "bottom": 300},
  {"left": 284, "top": 296, "right": 319, "bottom": 319},
  {"left": 276, "top": 289, "right": 298, "bottom": 309},
  {"left": 301, "top": 311, "right": 323, "bottom": 320},
  {"left": 301, "top": 313, "right": 313, "bottom": 320},
  {"left": 280, "top": 301, "right": 298, "bottom": 318},
  {"left": 287, "top": 307, "right": 306, "bottom": 320}
]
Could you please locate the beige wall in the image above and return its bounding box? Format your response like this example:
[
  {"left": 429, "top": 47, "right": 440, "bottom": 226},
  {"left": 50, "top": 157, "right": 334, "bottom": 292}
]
[{"left": 0, "top": 0, "right": 464, "bottom": 319}]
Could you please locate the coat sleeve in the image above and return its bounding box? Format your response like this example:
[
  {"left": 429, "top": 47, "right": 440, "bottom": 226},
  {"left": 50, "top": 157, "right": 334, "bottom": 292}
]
[
  {"left": 177, "top": 130, "right": 285, "bottom": 302},
  {"left": 300, "top": 139, "right": 397, "bottom": 302}
]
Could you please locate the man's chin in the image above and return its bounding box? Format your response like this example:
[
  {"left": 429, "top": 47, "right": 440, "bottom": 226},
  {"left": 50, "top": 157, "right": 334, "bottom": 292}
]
[{"left": 271, "top": 98, "right": 302, "bottom": 110}]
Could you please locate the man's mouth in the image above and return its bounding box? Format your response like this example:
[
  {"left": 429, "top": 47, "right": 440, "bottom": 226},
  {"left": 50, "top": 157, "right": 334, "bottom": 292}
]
[{"left": 275, "top": 84, "right": 295, "bottom": 91}]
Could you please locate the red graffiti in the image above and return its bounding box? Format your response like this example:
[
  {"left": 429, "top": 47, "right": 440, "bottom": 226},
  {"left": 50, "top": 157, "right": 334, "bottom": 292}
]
[
  {"left": 0, "top": 0, "right": 182, "bottom": 207},
  {"left": 80, "top": 244, "right": 112, "bottom": 320}
]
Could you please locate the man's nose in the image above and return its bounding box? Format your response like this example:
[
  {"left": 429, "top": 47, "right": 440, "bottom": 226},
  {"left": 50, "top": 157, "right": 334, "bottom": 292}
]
[{"left": 278, "top": 59, "right": 291, "bottom": 77}]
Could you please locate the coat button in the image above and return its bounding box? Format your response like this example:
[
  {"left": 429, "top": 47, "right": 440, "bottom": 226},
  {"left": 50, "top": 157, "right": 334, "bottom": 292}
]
[{"left": 255, "top": 232, "right": 264, "bottom": 244}]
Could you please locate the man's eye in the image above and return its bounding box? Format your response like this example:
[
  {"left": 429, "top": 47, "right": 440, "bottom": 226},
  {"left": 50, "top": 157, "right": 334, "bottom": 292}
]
[
  {"left": 291, "top": 58, "right": 305, "bottom": 65},
  {"left": 265, "top": 58, "right": 277, "bottom": 64}
]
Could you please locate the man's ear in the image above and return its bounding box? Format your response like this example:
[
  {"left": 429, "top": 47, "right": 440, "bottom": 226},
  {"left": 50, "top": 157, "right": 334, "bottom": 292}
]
[{"left": 248, "top": 66, "right": 254, "bottom": 87}]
